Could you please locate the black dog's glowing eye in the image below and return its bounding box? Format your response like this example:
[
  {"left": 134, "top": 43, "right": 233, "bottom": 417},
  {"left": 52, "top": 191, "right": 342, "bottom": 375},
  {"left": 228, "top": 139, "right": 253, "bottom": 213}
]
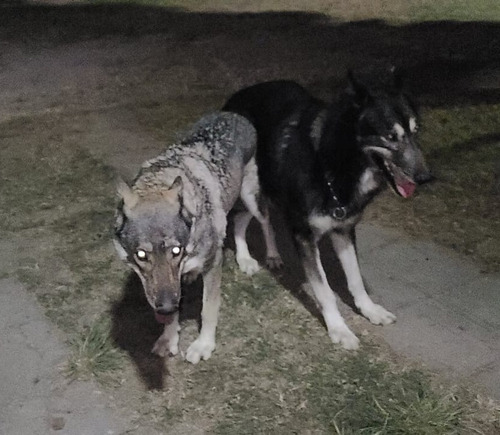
[
  {"left": 172, "top": 246, "right": 182, "bottom": 257},
  {"left": 387, "top": 133, "right": 397, "bottom": 141},
  {"left": 136, "top": 249, "right": 148, "bottom": 261}
]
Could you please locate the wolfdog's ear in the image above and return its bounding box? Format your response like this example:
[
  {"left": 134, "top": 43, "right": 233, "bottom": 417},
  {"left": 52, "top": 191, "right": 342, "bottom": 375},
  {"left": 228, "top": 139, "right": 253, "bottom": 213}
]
[
  {"left": 116, "top": 178, "right": 139, "bottom": 215},
  {"left": 347, "top": 70, "right": 371, "bottom": 106},
  {"left": 168, "top": 176, "right": 183, "bottom": 199}
]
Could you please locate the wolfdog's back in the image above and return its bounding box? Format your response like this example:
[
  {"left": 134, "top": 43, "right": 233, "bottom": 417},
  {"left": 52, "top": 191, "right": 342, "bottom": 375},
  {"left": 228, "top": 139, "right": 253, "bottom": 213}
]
[{"left": 135, "top": 112, "right": 256, "bottom": 215}]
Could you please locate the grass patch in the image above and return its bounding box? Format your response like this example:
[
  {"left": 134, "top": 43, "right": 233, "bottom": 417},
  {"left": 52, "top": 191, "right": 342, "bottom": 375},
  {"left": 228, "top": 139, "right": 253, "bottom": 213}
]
[
  {"left": 0, "top": 113, "right": 126, "bottom": 370},
  {"left": 305, "top": 358, "right": 461, "bottom": 434},
  {"left": 132, "top": 94, "right": 227, "bottom": 143},
  {"left": 67, "top": 315, "right": 125, "bottom": 382},
  {"left": 86, "top": 0, "right": 500, "bottom": 22},
  {"left": 0, "top": 95, "right": 498, "bottom": 433},
  {"left": 0, "top": 86, "right": 500, "bottom": 435},
  {"left": 410, "top": 0, "right": 500, "bottom": 22},
  {"left": 1, "top": 2, "right": 499, "bottom": 432},
  {"left": 166, "top": 259, "right": 475, "bottom": 433}
]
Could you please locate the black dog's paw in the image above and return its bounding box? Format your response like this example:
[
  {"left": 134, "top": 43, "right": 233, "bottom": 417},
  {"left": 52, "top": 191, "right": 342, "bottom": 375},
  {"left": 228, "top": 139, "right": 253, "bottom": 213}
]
[{"left": 266, "top": 255, "right": 284, "bottom": 271}]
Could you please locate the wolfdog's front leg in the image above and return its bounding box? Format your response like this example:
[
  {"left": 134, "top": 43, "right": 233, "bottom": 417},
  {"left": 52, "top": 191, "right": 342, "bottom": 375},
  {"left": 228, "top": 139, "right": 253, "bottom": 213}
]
[
  {"left": 330, "top": 230, "right": 396, "bottom": 326},
  {"left": 152, "top": 312, "right": 180, "bottom": 357},
  {"left": 296, "top": 235, "right": 359, "bottom": 350},
  {"left": 185, "top": 249, "right": 222, "bottom": 364}
]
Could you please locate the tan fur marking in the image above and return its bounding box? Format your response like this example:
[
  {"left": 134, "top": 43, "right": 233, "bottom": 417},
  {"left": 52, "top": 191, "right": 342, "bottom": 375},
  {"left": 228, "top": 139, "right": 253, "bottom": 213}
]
[
  {"left": 117, "top": 178, "right": 139, "bottom": 216},
  {"left": 162, "top": 176, "right": 183, "bottom": 204}
]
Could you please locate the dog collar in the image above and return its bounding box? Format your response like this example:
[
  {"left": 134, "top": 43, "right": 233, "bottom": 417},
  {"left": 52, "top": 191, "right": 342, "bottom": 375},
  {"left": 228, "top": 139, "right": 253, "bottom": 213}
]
[{"left": 325, "top": 177, "right": 348, "bottom": 220}]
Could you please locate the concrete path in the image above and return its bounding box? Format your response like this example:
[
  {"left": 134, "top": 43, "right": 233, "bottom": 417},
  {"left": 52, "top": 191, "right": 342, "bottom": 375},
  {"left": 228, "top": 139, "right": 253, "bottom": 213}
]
[
  {"left": 0, "top": 241, "right": 131, "bottom": 435},
  {"left": 357, "top": 223, "right": 500, "bottom": 399}
]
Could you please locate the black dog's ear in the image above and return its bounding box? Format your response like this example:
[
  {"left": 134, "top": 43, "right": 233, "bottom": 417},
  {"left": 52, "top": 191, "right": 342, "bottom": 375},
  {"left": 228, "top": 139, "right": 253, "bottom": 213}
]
[{"left": 347, "top": 70, "right": 371, "bottom": 106}]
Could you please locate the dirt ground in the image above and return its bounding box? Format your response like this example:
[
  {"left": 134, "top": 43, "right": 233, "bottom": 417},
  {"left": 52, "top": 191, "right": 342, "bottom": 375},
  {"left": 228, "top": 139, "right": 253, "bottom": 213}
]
[{"left": 1, "top": 1, "right": 500, "bottom": 433}]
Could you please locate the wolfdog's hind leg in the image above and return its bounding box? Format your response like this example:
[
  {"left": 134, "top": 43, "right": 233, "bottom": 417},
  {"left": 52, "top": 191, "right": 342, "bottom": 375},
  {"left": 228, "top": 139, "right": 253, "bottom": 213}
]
[
  {"left": 234, "top": 210, "right": 261, "bottom": 275},
  {"left": 257, "top": 200, "right": 283, "bottom": 270},
  {"left": 152, "top": 312, "right": 180, "bottom": 357}
]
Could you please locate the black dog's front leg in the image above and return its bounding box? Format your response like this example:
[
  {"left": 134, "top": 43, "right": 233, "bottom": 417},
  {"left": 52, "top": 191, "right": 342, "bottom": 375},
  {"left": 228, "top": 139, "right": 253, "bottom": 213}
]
[{"left": 295, "top": 234, "right": 360, "bottom": 350}]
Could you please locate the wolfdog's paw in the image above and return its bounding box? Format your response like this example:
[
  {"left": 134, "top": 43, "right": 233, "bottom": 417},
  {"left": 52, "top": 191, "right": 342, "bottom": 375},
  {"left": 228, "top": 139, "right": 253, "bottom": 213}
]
[
  {"left": 185, "top": 337, "right": 216, "bottom": 364},
  {"left": 361, "top": 303, "right": 397, "bottom": 326},
  {"left": 236, "top": 255, "right": 261, "bottom": 275},
  {"left": 152, "top": 334, "right": 179, "bottom": 358},
  {"left": 329, "top": 327, "right": 360, "bottom": 350},
  {"left": 266, "top": 255, "right": 284, "bottom": 270}
]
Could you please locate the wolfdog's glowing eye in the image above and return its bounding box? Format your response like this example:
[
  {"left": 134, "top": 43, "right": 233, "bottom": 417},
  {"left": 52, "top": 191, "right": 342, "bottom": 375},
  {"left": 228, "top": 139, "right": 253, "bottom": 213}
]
[
  {"left": 387, "top": 133, "right": 397, "bottom": 142},
  {"left": 172, "top": 246, "right": 182, "bottom": 256},
  {"left": 136, "top": 249, "right": 148, "bottom": 261}
]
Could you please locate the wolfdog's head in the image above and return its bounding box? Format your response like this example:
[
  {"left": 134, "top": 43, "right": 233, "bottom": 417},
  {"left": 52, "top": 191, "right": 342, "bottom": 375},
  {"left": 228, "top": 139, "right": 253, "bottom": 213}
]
[
  {"left": 349, "top": 69, "right": 433, "bottom": 197},
  {"left": 113, "top": 176, "right": 193, "bottom": 320}
]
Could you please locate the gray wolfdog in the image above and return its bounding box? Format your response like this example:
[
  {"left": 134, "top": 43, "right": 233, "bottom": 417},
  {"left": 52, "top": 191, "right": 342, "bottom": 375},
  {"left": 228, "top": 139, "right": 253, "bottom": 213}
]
[
  {"left": 224, "top": 71, "right": 432, "bottom": 350},
  {"left": 113, "top": 112, "right": 267, "bottom": 364}
]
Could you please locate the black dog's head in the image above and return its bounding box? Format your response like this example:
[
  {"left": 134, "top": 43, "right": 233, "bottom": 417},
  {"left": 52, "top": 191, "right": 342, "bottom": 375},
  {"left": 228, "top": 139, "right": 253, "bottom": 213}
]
[{"left": 348, "top": 69, "right": 432, "bottom": 197}]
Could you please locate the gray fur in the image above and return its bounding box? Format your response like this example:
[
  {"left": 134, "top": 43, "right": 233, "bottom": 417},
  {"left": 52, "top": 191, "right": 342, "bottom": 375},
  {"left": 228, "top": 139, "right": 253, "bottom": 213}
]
[{"left": 114, "top": 111, "right": 258, "bottom": 364}]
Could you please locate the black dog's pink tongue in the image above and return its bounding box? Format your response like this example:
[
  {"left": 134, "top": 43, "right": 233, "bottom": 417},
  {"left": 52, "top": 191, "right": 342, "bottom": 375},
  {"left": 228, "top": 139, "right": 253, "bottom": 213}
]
[
  {"left": 396, "top": 179, "right": 416, "bottom": 198},
  {"left": 155, "top": 312, "right": 168, "bottom": 324},
  {"left": 392, "top": 166, "right": 417, "bottom": 198}
]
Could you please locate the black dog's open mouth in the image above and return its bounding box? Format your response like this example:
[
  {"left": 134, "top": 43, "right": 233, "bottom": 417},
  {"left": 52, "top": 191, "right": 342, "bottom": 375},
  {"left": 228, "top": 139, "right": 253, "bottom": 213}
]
[{"left": 376, "top": 156, "right": 416, "bottom": 198}]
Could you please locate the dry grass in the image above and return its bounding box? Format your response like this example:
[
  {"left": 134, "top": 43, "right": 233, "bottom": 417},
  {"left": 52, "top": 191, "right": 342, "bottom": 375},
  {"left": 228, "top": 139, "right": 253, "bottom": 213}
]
[
  {"left": 78, "top": 0, "right": 500, "bottom": 23},
  {"left": 1, "top": 109, "right": 499, "bottom": 433},
  {"left": 1, "top": 1, "right": 499, "bottom": 433}
]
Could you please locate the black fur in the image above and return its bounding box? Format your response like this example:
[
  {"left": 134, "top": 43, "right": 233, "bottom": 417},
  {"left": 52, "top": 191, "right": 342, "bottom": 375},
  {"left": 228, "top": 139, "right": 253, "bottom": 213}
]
[
  {"left": 224, "top": 74, "right": 430, "bottom": 239},
  {"left": 223, "top": 73, "right": 432, "bottom": 348}
]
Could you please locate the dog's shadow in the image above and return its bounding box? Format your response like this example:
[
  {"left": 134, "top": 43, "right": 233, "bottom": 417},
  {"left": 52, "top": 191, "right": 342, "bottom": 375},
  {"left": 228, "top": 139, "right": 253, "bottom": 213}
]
[
  {"left": 231, "top": 208, "right": 357, "bottom": 326},
  {"left": 110, "top": 273, "right": 202, "bottom": 390}
]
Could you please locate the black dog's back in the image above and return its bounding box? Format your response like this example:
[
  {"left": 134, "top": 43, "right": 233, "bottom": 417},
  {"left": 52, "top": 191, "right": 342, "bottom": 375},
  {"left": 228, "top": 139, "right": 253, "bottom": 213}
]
[
  {"left": 223, "top": 81, "right": 325, "bottom": 208},
  {"left": 223, "top": 80, "right": 312, "bottom": 125}
]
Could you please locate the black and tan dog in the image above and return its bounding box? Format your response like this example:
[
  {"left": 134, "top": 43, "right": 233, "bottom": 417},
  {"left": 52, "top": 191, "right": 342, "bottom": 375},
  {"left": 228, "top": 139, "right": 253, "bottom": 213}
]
[{"left": 224, "top": 71, "right": 432, "bottom": 349}]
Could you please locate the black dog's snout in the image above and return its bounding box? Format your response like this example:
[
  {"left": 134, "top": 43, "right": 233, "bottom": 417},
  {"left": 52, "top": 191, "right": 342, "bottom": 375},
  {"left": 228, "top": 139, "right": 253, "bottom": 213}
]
[{"left": 415, "top": 171, "right": 435, "bottom": 185}]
